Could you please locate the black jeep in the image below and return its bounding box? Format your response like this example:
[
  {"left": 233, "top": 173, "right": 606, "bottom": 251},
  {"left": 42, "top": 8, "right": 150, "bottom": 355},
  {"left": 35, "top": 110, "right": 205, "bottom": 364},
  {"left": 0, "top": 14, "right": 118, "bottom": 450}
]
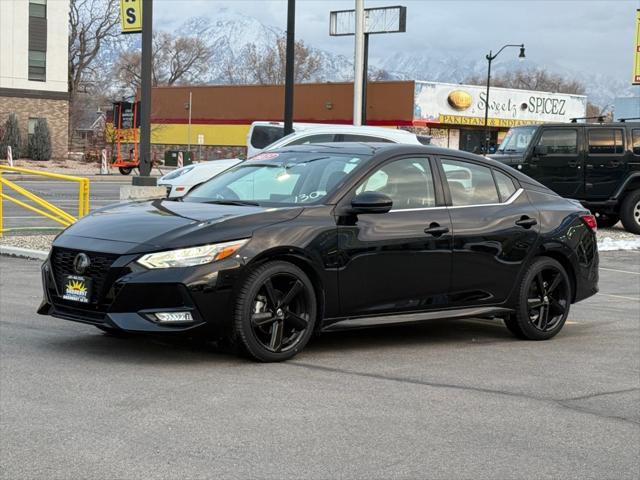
[{"left": 489, "top": 122, "right": 640, "bottom": 234}]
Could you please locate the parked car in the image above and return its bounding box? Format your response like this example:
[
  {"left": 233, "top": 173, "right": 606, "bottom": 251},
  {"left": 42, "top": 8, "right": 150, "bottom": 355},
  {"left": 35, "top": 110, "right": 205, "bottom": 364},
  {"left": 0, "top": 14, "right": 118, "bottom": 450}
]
[
  {"left": 39, "top": 143, "right": 598, "bottom": 362},
  {"left": 247, "top": 121, "right": 430, "bottom": 157},
  {"left": 489, "top": 122, "right": 640, "bottom": 234},
  {"left": 161, "top": 125, "right": 431, "bottom": 199},
  {"left": 158, "top": 159, "right": 242, "bottom": 198}
]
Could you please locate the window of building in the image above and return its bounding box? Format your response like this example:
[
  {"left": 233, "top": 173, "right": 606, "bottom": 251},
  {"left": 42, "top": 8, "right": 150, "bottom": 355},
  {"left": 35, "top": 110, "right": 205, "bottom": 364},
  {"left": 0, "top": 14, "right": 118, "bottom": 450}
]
[
  {"left": 588, "top": 129, "right": 624, "bottom": 154},
  {"left": 356, "top": 157, "right": 436, "bottom": 210},
  {"left": 28, "top": 51, "right": 46, "bottom": 81},
  {"left": 28, "top": 118, "right": 40, "bottom": 137},
  {"left": 29, "top": 0, "right": 46, "bottom": 18},
  {"left": 442, "top": 159, "right": 500, "bottom": 206},
  {"left": 536, "top": 129, "right": 578, "bottom": 155}
]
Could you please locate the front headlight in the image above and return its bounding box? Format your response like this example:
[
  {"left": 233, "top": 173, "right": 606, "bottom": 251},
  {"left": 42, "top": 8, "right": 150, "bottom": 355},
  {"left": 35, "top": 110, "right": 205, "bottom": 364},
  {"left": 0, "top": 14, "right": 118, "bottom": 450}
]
[{"left": 137, "top": 239, "right": 249, "bottom": 269}]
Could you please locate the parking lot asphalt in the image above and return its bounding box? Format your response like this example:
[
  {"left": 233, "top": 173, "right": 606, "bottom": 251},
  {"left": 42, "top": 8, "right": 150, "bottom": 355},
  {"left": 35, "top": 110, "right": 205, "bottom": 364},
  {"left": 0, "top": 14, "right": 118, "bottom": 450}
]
[{"left": 0, "top": 251, "right": 638, "bottom": 480}]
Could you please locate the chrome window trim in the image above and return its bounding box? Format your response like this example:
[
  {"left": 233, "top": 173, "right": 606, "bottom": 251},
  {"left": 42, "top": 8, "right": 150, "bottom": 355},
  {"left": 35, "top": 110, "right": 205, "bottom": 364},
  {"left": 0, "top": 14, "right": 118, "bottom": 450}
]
[{"left": 388, "top": 188, "right": 524, "bottom": 212}]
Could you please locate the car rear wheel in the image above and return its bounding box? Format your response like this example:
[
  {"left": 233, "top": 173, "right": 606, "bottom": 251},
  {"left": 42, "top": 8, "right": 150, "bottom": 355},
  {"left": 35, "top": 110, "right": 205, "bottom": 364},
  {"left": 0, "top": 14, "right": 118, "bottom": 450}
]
[
  {"left": 119, "top": 167, "right": 132, "bottom": 175},
  {"left": 620, "top": 190, "right": 640, "bottom": 235},
  {"left": 234, "top": 261, "right": 316, "bottom": 362},
  {"left": 595, "top": 213, "right": 619, "bottom": 229},
  {"left": 504, "top": 257, "right": 571, "bottom": 340}
]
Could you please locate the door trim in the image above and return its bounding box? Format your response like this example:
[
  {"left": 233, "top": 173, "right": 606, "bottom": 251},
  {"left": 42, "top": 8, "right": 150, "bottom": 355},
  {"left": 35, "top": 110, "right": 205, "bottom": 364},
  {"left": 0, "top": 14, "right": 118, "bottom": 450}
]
[{"left": 322, "top": 306, "right": 514, "bottom": 331}]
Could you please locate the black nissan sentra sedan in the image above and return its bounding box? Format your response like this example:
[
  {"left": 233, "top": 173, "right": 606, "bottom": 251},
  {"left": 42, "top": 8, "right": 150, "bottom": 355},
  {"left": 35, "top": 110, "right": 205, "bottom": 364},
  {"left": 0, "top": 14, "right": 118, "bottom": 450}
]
[{"left": 39, "top": 144, "right": 599, "bottom": 361}]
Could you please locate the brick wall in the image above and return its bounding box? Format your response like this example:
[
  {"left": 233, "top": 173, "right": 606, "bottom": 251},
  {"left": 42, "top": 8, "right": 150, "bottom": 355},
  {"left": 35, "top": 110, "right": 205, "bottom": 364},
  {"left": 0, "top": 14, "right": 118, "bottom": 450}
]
[{"left": 0, "top": 96, "right": 69, "bottom": 159}]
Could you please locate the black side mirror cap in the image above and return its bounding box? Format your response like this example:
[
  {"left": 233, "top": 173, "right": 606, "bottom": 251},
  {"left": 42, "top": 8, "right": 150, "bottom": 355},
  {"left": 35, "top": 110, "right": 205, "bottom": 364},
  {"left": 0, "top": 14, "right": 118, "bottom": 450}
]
[{"left": 349, "top": 191, "right": 393, "bottom": 214}]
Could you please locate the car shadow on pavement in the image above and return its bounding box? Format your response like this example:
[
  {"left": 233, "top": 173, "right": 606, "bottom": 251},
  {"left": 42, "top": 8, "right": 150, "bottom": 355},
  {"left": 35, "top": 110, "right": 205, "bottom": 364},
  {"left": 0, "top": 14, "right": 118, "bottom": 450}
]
[{"left": 42, "top": 317, "right": 514, "bottom": 364}]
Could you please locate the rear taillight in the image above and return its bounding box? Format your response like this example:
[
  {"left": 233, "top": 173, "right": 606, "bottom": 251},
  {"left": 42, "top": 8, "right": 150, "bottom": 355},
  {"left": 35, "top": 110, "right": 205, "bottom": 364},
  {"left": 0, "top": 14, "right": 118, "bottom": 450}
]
[{"left": 581, "top": 214, "right": 597, "bottom": 231}]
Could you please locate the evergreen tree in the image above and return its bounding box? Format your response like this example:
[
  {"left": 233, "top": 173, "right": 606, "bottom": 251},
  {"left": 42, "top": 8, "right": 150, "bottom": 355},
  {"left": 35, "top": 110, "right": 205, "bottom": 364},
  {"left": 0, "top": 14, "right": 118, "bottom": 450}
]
[
  {"left": 29, "top": 118, "right": 52, "bottom": 161},
  {"left": 1, "top": 113, "right": 23, "bottom": 159}
]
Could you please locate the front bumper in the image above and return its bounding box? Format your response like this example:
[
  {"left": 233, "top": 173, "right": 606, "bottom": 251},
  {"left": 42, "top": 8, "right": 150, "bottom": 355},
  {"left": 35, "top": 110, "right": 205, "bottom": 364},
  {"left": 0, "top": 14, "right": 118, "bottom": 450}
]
[{"left": 38, "top": 246, "right": 243, "bottom": 335}]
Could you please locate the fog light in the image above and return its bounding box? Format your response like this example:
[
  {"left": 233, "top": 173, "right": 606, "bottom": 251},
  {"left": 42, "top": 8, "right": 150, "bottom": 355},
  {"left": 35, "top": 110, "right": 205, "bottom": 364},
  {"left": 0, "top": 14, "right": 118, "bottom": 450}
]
[{"left": 154, "top": 311, "right": 193, "bottom": 323}]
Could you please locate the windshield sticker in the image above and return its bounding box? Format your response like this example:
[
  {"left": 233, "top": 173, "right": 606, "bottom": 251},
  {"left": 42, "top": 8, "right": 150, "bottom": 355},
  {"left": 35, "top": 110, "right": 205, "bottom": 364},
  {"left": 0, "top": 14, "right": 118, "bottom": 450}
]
[{"left": 249, "top": 152, "right": 280, "bottom": 161}]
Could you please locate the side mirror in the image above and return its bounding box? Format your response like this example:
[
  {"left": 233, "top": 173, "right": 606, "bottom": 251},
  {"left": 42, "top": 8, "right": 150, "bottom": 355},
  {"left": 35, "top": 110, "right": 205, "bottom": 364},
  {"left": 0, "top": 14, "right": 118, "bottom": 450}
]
[
  {"left": 533, "top": 145, "right": 548, "bottom": 156},
  {"left": 349, "top": 191, "right": 393, "bottom": 214}
]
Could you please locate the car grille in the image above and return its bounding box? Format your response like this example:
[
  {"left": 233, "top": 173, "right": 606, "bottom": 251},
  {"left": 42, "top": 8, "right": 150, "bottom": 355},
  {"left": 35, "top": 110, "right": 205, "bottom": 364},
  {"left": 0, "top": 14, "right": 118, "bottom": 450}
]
[{"left": 50, "top": 247, "right": 119, "bottom": 305}]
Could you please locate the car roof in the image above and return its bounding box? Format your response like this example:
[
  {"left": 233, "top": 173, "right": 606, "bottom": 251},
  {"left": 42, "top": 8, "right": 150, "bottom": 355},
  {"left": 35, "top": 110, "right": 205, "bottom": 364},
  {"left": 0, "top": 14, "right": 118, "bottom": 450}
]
[
  {"left": 511, "top": 122, "right": 638, "bottom": 128},
  {"left": 270, "top": 142, "right": 545, "bottom": 186}
]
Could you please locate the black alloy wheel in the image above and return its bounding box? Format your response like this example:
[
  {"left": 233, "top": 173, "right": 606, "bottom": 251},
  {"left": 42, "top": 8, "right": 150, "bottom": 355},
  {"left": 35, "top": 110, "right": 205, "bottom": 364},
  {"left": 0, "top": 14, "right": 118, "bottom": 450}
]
[
  {"left": 234, "top": 261, "right": 316, "bottom": 362},
  {"left": 119, "top": 167, "right": 132, "bottom": 175},
  {"left": 504, "top": 257, "right": 571, "bottom": 340}
]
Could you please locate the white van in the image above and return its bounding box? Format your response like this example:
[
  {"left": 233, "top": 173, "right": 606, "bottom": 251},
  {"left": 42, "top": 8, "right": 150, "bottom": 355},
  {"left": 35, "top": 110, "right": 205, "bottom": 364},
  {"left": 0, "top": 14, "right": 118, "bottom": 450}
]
[{"left": 246, "top": 121, "right": 430, "bottom": 158}]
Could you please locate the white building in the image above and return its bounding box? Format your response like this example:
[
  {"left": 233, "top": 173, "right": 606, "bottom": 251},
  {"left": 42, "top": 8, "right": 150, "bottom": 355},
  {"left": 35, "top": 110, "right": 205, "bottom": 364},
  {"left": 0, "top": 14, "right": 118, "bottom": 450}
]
[{"left": 0, "top": 0, "right": 69, "bottom": 157}]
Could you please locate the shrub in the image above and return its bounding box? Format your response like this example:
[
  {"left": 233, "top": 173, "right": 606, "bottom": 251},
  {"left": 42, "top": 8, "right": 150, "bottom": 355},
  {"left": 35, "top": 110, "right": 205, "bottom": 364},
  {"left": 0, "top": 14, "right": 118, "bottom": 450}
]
[
  {"left": 0, "top": 113, "right": 23, "bottom": 159},
  {"left": 29, "top": 118, "right": 52, "bottom": 161}
]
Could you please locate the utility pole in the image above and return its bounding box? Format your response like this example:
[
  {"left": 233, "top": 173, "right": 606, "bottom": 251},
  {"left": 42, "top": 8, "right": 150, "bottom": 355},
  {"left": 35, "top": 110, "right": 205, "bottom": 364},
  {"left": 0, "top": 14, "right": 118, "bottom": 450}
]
[
  {"left": 353, "top": 0, "right": 365, "bottom": 126},
  {"left": 283, "top": 0, "right": 295, "bottom": 135},
  {"left": 186, "top": 91, "right": 192, "bottom": 154},
  {"left": 136, "top": 0, "right": 154, "bottom": 183}
]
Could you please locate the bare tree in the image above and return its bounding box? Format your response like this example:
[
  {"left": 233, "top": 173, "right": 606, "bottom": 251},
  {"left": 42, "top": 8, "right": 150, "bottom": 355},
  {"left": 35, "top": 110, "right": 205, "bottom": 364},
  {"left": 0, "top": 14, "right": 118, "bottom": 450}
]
[
  {"left": 113, "top": 31, "right": 213, "bottom": 92},
  {"left": 465, "top": 68, "right": 587, "bottom": 95},
  {"left": 68, "top": 0, "right": 119, "bottom": 141},
  {"left": 223, "top": 36, "right": 323, "bottom": 85}
]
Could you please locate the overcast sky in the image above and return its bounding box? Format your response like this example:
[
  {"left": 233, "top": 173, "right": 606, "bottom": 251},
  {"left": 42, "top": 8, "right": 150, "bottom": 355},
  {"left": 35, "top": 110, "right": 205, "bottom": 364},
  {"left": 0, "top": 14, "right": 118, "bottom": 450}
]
[{"left": 154, "top": 0, "right": 636, "bottom": 81}]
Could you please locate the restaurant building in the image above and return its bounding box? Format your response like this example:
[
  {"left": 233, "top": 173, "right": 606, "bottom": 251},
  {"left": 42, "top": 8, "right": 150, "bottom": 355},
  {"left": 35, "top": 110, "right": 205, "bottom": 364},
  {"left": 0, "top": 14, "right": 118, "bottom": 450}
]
[{"left": 143, "top": 80, "right": 587, "bottom": 157}]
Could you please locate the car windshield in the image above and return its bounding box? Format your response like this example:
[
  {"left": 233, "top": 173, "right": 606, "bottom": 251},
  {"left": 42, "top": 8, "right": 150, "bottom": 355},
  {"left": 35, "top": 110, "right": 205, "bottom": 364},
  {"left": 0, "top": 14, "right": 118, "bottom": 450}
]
[
  {"left": 497, "top": 126, "right": 538, "bottom": 154},
  {"left": 184, "top": 152, "right": 368, "bottom": 206}
]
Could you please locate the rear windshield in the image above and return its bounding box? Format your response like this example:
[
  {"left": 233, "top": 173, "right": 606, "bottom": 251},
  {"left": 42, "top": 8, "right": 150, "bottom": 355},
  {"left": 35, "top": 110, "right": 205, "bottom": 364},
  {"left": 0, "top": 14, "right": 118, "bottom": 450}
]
[
  {"left": 250, "top": 126, "right": 286, "bottom": 149},
  {"left": 185, "top": 152, "right": 369, "bottom": 206}
]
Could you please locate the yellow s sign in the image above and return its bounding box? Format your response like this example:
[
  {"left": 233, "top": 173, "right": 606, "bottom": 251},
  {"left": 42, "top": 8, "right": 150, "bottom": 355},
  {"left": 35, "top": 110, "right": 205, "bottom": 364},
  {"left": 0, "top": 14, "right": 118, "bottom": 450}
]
[{"left": 120, "top": 0, "right": 142, "bottom": 34}]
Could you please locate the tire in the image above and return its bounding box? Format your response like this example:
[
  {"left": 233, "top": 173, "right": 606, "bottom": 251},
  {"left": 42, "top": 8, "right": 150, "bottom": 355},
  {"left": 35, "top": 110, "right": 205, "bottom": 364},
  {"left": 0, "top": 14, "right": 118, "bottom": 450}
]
[
  {"left": 233, "top": 261, "right": 317, "bottom": 362},
  {"left": 595, "top": 213, "right": 619, "bottom": 229},
  {"left": 119, "top": 167, "right": 132, "bottom": 175},
  {"left": 504, "top": 257, "right": 572, "bottom": 340},
  {"left": 620, "top": 190, "right": 640, "bottom": 235}
]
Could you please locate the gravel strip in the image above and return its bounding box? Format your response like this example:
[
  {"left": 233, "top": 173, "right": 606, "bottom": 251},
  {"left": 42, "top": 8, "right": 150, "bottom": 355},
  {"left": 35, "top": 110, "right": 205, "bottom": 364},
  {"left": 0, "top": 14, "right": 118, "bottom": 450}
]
[{"left": 0, "top": 235, "right": 56, "bottom": 252}]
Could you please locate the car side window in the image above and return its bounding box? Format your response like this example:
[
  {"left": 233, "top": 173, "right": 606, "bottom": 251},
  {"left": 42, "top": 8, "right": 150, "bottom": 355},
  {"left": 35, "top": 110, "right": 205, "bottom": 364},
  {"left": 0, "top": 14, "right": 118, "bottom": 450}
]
[
  {"left": 287, "top": 134, "right": 336, "bottom": 146},
  {"left": 251, "top": 126, "right": 285, "bottom": 149},
  {"left": 633, "top": 129, "right": 640, "bottom": 155},
  {"left": 493, "top": 170, "right": 518, "bottom": 202},
  {"left": 356, "top": 157, "right": 435, "bottom": 210},
  {"left": 536, "top": 129, "right": 578, "bottom": 154},
  {"left": 588, "top": 129, "right": 624, "bottom": 154},
  {"left": 442, "top": 159, "right": 500, "bottom": 206},
  {"left": 340, "top": 134, "right": 393, "bottom": 143}
]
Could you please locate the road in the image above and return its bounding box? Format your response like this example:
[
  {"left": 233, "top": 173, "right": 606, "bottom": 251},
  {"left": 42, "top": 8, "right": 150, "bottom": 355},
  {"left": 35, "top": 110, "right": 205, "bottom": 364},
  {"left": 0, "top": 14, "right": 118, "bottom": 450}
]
[
  {"left": 2, "top": 179, "right": 127, "bottom": 231},
  {"left": 0, "top": 251, "right": 638, "bottom": 479}
]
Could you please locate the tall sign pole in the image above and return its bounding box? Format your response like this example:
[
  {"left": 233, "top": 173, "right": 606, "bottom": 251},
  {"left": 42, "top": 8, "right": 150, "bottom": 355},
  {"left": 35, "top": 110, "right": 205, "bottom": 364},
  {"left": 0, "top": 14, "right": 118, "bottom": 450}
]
[
  {"left": 137, "top": 0, "right": 153, "bottom": 181},
  {"left": 283, "top": 0, "right": 296, "bottom": 136},
  {"left": 352, "top": 0, "right": 365, "bottom": 126},
  {"left": 330, "top": 6, "right": 406, "bottom": 126}
]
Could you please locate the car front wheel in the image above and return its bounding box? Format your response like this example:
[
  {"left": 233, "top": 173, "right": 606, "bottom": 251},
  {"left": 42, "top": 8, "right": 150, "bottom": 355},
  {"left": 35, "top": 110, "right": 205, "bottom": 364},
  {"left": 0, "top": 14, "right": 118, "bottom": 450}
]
[
  {"left": 620, "top": 190, "right": 640, "bottom": 235},
  {"left": 233, "top": 261, "right": 317, "bottom": 362},
  {"left": 504, "top": 257, "right": 571, "bottom": 340}
]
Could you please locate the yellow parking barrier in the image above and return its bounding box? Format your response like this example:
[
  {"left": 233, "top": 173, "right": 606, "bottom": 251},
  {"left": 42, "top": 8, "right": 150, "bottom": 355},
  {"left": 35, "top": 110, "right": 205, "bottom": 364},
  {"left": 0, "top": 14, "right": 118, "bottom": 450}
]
[{"left": 0, "top": 165, "right": 90, "bottom": 237}]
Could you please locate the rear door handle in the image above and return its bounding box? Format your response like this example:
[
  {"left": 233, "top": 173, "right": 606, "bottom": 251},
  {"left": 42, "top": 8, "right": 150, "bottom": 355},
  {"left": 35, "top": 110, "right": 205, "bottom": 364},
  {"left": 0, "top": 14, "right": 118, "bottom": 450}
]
[
  {"left": 424, "top": 223, "right": 449, "bottom": 237},
  {"left": 515, "top": 217, "right": 537, "bottom": 229}
]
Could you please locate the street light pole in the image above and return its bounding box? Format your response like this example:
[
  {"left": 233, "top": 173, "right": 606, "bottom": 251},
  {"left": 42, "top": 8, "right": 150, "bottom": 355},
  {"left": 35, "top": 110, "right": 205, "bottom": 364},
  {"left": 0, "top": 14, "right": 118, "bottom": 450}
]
[
  {"left": 483, "top": 44, "right": 525, "bottom": 153},
  {"left": 283, "top": 0, "right": 296, "bottom": 136},
  {"left": 353, "top": 0, "right": 365, "bottom": 126}
]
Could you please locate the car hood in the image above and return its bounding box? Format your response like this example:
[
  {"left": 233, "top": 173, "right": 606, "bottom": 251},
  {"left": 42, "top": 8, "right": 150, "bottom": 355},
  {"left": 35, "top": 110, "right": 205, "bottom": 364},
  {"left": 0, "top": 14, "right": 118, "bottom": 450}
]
[{"left": 55, "top": 199, "right": 303, "bottom": 254}]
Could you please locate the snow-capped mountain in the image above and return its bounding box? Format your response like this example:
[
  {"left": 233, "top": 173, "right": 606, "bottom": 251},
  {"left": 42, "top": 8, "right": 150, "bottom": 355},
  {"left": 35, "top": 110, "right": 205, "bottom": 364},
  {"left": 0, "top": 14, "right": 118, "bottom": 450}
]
[{"left": 133, "top": 8, "right": 633, "bottom": 109}]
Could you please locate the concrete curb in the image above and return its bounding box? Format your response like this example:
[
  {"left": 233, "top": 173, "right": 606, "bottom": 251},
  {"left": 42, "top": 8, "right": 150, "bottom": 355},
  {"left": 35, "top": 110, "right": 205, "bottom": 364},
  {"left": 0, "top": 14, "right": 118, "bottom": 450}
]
[
  {"left": 0, "top": 245, "right": 48, "bottom": 261},
  {"left": 3, "top": 174, "right": 149, "bottom": 182}
]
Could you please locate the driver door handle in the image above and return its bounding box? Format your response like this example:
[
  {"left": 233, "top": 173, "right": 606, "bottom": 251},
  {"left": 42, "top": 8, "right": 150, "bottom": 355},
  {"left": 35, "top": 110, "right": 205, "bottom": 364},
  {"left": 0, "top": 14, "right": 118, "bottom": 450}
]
[
  {"left": 424, "top": 223, "right": 449, "bottom": 237},
  {"left": 515, "top": 217, "right": 537, "bottom": 229}
]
